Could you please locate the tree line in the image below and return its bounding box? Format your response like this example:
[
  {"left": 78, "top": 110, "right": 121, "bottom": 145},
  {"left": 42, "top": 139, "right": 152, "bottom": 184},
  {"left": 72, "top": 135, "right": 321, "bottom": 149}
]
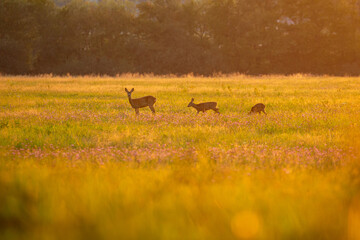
[{"left": 1, "top": 0, "right": 359, "bottom": 75}]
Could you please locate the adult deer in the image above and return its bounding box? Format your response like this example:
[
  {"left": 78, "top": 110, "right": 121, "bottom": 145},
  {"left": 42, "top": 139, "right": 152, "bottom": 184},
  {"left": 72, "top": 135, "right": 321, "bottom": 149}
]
[
  {"left": 125, "top": 88, "right": 156, "bottom": 115},
  {"left": 187, "top": 98, "right": 220, "bottom": 114},
  {"left": 248, "top": 103, "right": 267, "bottom": 115}
]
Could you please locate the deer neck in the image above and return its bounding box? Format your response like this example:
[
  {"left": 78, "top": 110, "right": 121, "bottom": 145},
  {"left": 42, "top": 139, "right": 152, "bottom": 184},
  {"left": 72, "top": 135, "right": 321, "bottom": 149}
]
[
  {"left": 128, "top": 96, "right": 135, "bottom": 107},
  {"left": 191, "top": 103, "right": 199, "bottom": 110}
]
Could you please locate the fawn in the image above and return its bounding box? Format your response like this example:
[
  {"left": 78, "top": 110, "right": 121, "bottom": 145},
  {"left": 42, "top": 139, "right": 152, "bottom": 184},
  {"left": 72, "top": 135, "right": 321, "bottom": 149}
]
[
  {"left": 187, "top": 98, "right": 220, "bottom": 114},
  {"left": 125, "top": 88, "right": 156, "bottom": 115},
  {"left": 248, "top": 103, "right": 267, "bottom": 115}
]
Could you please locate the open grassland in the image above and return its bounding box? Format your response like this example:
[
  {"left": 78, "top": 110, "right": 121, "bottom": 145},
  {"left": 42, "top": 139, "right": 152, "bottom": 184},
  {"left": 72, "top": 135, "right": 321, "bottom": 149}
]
[{"left": 0, "top": 75, "right": 360, "bottom": 239}]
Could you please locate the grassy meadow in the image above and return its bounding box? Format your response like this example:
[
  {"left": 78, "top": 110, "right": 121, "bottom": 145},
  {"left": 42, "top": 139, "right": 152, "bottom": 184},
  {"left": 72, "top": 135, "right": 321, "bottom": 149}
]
[{"left": 0, "top": 75, "right": 360, "bottom": 239}]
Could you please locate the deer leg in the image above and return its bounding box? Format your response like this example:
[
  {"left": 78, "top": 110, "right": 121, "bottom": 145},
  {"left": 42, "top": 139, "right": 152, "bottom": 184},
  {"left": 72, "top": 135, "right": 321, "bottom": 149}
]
[
  {"left": 135, "top": 108, "right": 139, "bottom": 115},
  {"left": 262, "top": 110, "right": 267, "bottom": 115},
  {"left": 149, "top": 105, "right": 156, "bottom": 114}
]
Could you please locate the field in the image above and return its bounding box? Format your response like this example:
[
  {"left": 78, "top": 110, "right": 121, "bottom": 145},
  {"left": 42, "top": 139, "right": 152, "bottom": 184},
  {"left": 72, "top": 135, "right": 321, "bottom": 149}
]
[{"left": 0, "top": 75, "right": 360, "bottom": 239}]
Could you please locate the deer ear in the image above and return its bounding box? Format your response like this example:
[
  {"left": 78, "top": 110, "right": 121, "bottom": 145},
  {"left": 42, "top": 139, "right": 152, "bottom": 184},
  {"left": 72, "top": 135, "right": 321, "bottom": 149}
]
[
  {"left": 125, "top": 88, "right": 128, "bottom": 92},
  {"left": 191, "top": 98, "right": 194, "bottom": 102},
  {"left": 131, "top": 88, "right": 134, "bottom": 93}
]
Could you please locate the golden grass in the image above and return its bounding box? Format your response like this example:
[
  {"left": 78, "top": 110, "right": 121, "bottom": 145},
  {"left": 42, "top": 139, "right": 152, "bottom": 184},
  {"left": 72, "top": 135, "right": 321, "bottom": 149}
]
[{"left": 0, "top": 75, "right": 359, "bottom": 239}]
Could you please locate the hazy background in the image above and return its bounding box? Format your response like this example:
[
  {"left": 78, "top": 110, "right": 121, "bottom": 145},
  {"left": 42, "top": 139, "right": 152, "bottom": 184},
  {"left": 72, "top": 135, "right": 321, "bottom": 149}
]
[{"left": 1, "top": 0, "right": 359, "bottom": 75}]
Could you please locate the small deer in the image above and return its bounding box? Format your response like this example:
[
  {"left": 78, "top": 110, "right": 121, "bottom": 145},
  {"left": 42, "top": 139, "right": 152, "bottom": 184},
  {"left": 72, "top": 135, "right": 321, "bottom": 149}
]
[
  {"left": 248, "top": 103, "right": 267, "bottom": 115},
  {"left": 125, "top": 88, "right": 156, "bottom": 115},
  {"left": 187, "top": 98, "right": 220, "bottom": 114}
]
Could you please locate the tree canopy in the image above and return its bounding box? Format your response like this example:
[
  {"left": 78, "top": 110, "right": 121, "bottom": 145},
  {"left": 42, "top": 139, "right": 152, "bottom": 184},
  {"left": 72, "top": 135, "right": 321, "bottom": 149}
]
[{"left": 1, "top": 0, "right": 359, "bottom": 75}]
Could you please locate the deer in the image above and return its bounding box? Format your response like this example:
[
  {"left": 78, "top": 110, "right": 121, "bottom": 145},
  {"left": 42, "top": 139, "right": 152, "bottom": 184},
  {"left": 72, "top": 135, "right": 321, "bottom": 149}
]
[
  {"left": 248, "top": 103, "right": 267, "bottom": 115},
  {"left": 125, "top": 88, "right": 156, "bottom": 115},
  {"left": 187, "top": 98, "right": 220, "bottom": 114}
]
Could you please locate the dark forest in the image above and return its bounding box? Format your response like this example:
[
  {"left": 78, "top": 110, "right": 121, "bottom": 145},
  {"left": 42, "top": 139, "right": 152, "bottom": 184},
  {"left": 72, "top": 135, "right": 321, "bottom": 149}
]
[{"left": 1, "top": 0, "right": 359, "bottom": 75}]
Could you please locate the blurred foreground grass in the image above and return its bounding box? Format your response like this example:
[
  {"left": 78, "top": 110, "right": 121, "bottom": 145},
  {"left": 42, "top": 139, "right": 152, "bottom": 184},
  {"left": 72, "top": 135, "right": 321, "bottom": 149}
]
[{"left": 0, "top": 75, "right": 359, "bottom": 239}]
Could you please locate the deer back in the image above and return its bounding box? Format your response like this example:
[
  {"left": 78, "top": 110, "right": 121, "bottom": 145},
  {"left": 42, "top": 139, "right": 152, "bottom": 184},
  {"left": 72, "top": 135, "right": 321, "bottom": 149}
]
[
  {"left": 195, "top": 102, "right": 217, "bottom": 110},
  {"left": 130, "top": 96, "right": 156, "bottom": 108},
  {"left": 251, "top": 103, "right": 265, "bottom": 112}
]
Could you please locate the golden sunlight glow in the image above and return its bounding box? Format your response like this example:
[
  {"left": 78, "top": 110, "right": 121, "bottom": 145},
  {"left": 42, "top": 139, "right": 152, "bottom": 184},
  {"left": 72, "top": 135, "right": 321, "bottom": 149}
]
[
  {"left": 348, "top": 194, "right": 360, "bottom": 240},
  {"left": 231, "top": 211, "right": 262, "bottom": 239}
]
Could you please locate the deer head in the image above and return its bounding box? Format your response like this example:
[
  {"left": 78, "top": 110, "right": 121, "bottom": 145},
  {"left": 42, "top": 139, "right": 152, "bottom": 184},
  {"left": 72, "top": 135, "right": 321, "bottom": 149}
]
[
  {"left": 187, "top": 98, "right": 194, "bottom": 107},
  {"left": 125, "top": 88, "right": 134, "bottom": 98}
]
